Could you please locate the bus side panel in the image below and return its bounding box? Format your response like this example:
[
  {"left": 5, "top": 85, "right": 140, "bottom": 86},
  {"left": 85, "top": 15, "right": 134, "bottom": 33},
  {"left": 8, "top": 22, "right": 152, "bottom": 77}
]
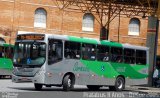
[
  {"left": 41, "top": 60, "right": 148, "bottom": 86},
  {"left": 81, "top": 60, "right": 148, "bottom": 86},
  {"left": 0, "top": 58, "right": 13, "bottom": 75},
  {"left": 43, "top": 59, "right": 91, "bottom": 85},
  {"left": 80, "top": 60, "right": 117, "bottom": 86}
]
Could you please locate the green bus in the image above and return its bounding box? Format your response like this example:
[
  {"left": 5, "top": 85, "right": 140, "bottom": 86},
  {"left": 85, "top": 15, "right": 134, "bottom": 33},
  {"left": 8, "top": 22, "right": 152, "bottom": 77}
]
[
  {"left": 0, "top": 43, "right": 14, "bottom": 78},
  {"left": 12, "top": 33, "right": 149, "bottom": 91}
]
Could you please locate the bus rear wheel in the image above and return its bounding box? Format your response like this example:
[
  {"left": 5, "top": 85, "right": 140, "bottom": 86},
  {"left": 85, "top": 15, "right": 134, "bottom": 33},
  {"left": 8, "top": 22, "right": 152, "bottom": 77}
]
[
  {"left": 34, "top": 83, "right": 43, "bottom": 91},
  {"left": 115, "top": 76, "right": 125, "bottom": 91},
  {"left": 63, "top": 75, "right": 74, "bottom": 91},
  {"left": 87, "top": 85, "right": 101, "bottom": 90},
  {"left": 109, "top": 76, "right": 125, "bottom": 91}
]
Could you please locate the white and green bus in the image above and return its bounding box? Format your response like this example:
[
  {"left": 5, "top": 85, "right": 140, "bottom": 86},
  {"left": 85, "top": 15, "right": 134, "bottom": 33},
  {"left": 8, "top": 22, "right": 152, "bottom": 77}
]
[
  {"left": 0, "top": 43, "right": 14, "bottom": 78},
  {"left": 12, "top": 33, "right": 149, "bottom": 91}
]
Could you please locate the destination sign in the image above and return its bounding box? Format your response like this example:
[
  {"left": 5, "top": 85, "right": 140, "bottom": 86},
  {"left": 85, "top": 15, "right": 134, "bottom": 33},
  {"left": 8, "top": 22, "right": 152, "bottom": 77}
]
[{"left": 17, "top": 34, "right": 45, "bottom": 40}]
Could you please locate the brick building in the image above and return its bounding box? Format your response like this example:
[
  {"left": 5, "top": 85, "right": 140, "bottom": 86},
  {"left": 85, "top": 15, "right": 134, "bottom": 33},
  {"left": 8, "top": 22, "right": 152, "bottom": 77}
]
[{"left": 0, "top": 0, "right": 160, "bottom": 54}]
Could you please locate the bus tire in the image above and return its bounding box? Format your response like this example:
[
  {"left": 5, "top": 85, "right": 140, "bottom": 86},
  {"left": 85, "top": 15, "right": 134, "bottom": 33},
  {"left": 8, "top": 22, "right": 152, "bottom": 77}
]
[
  {"left": 63, "top": 75, "right": 74, "bottom": 91},
  {"left": 34, "top": 83, "right": 43, "bottom": 91},
  {"left": 115, "top": 76, "right": 125, "bottom": 91},
  {"left": 87, "top": 85, "right": 101, "bottom": 90},
  {"left": 45, "top": 85, "right": 51, "bottom": 87}
]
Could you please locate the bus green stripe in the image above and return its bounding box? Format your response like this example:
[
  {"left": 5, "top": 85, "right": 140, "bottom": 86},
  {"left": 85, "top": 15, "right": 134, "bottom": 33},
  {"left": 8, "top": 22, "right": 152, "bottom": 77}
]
[
  {"left": 80, "top": 60, "right": 148, "bottom": 79},
  {"left": 101, "top": 40, "right": 122, "bottom": 47}
]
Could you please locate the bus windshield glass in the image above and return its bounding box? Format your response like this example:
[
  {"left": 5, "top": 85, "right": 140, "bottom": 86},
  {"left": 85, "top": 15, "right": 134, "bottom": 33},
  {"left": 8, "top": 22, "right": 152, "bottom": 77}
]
[{"left": 13, "top": 42, "right": 46, "bottom": 67}]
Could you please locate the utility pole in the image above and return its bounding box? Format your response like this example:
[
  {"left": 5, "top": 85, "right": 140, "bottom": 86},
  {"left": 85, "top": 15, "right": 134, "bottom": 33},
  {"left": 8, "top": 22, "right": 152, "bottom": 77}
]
[
  {"left": 146, "top": 16, "right": 159, "bottom": 86},
  {"left": 146, "top": 0, "right": 160, "bottom": 87}
]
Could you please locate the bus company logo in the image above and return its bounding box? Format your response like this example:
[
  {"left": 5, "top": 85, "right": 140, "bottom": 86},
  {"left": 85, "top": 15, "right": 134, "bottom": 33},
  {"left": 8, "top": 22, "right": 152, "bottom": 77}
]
[
  {"left": 116, "top": 67, "right": 126, "bottom": 72},
  {"left": 2, "top": 92, "right": 18, "bottom": 98},
  {"left": 73, "top": 62, "right": 89, "bottom": 72}
]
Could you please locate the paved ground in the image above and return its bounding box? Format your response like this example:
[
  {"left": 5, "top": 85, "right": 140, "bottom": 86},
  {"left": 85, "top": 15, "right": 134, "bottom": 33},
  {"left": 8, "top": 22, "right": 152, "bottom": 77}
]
[{"left": 0, "top": 79, "right": 160, "bottom": 98}]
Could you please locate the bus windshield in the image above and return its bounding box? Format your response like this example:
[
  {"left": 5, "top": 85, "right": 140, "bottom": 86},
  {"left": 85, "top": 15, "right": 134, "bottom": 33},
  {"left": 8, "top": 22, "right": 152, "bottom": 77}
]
[{"left": 13, "top": 42, "right": 46, "bottom": 67}]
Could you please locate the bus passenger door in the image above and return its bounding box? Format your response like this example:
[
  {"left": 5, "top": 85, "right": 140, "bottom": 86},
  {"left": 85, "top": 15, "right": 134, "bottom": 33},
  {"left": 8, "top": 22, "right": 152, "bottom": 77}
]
[{"left": 48, "top": 39, "right": 63, "bottom": 65}]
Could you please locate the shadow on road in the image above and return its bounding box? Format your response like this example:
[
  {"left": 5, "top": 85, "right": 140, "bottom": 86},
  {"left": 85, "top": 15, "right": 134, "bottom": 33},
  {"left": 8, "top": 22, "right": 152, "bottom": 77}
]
[{"left": 8, "top": 87, "right": 133, "bottom": 92}]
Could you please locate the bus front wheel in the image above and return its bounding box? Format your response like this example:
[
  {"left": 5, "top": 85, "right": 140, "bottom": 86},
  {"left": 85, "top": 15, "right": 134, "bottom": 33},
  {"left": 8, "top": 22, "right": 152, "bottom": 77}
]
[
  {"left": 63, "top": 75, "right": 74, "bottom": 91},
  {"left": 34, "top": 83, "right": 43, "bottom": 91}
]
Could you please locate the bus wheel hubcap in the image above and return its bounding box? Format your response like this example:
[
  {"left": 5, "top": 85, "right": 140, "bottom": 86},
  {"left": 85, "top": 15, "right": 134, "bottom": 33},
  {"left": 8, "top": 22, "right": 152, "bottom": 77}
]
[
  {"left": 68, "top": 79, "right": 71, "bottom": 87},
  {"left": 117, "top": 79, "right": 123, "bottom": 89}
]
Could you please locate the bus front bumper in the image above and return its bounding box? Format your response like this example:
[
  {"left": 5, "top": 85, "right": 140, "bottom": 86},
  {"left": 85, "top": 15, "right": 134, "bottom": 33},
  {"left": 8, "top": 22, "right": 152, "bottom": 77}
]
[{"left": 12, "top": 74, "right": 33, "bottom": 83}]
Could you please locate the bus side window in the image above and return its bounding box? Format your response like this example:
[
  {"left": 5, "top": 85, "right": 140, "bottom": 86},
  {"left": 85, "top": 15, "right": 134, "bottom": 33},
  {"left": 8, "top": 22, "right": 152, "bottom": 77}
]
[
  {"left": 5, "top": 47, "right": 13, "bottom": 59},
  {"left": 48, "top": 39, "right": 63, "bottom": 65},
  {"left": 136, "top": 50, "right": 146, "bottom": 65},
  {"left": 111, "top": 47, "right": 123, "bottom": 63},
  {"left": 0, "top": 46, "right": 3, "bottom": 58},
  {"left": 124, "top": 48, "right": 135, "bottom": 64},
  {"left": 64, "top": 41, "right": 81, "bottom": 59},
  {"left": 82, "top": 44, "right": 96, "bottom": 60},
  {"left": 9, "top": 47, "right": 14, "bottom": 59},
  {"left": 97, "top": 45, "right": 110, "bottom": 62}
]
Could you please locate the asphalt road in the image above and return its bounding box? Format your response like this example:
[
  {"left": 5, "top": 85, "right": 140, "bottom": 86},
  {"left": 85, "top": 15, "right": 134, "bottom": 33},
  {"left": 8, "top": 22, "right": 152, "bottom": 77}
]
[{"left": 0, "top": 79, "right": 160, "bottom": 98}]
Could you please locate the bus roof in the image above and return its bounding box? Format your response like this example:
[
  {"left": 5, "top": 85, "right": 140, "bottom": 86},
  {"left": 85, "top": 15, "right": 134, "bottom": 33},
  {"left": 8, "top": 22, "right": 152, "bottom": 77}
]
[
  {"left": 47, "top": 34, "right": 148, "bottom": 50},
  {"left": 122, "top": 43, "right": 149, "bottom": 50},
  {"left": 17, "top": 32, "right": 148, "bottom": 50},
  {"left": 47, "top": 34, "right": 122, "bottom": 47}
]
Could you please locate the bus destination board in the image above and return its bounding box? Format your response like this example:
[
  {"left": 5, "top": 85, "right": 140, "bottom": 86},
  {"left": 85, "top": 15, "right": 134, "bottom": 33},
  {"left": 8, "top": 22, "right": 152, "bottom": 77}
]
[{"left": 17, "top": 34, "right": 45, "bottom": 40}]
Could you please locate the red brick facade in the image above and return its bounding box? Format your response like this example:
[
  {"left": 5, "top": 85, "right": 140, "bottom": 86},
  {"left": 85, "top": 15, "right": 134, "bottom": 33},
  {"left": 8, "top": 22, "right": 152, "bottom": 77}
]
[{"left": 0, "top": 0, "right": 160, "bottom": 54}]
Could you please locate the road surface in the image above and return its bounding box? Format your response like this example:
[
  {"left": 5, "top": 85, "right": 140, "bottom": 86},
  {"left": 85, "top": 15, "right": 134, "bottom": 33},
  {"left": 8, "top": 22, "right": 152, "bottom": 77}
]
[{"left": 0, "top": 79, "right": 159, "bottom": 98}]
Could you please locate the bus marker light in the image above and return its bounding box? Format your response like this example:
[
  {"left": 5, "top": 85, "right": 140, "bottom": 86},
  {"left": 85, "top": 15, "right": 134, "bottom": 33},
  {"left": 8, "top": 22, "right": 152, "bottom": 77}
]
[
  {"left": 47, "top": 73, "right": 52, "bottom": 77},
  {"left": 92, "top": 75, "right": 96, "bottom": 77},
  {"left": 59, "top": 73, "right": 63, "bottom": 76},
  {"left": 77, "top": 74, "right": 80, "bottom": 77}
]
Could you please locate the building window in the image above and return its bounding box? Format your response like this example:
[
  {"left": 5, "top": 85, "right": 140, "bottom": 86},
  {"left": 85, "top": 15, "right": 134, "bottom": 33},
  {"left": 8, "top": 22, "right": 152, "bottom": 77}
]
[
  {"left": 128, "top": 18, "right": 140, "bottom": 36},
  {"left": 34, "top": 8, "right": 47, "bottom": 28},
  {"left": 82, "top": 13, "right": 94, "bottom": 32}
]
